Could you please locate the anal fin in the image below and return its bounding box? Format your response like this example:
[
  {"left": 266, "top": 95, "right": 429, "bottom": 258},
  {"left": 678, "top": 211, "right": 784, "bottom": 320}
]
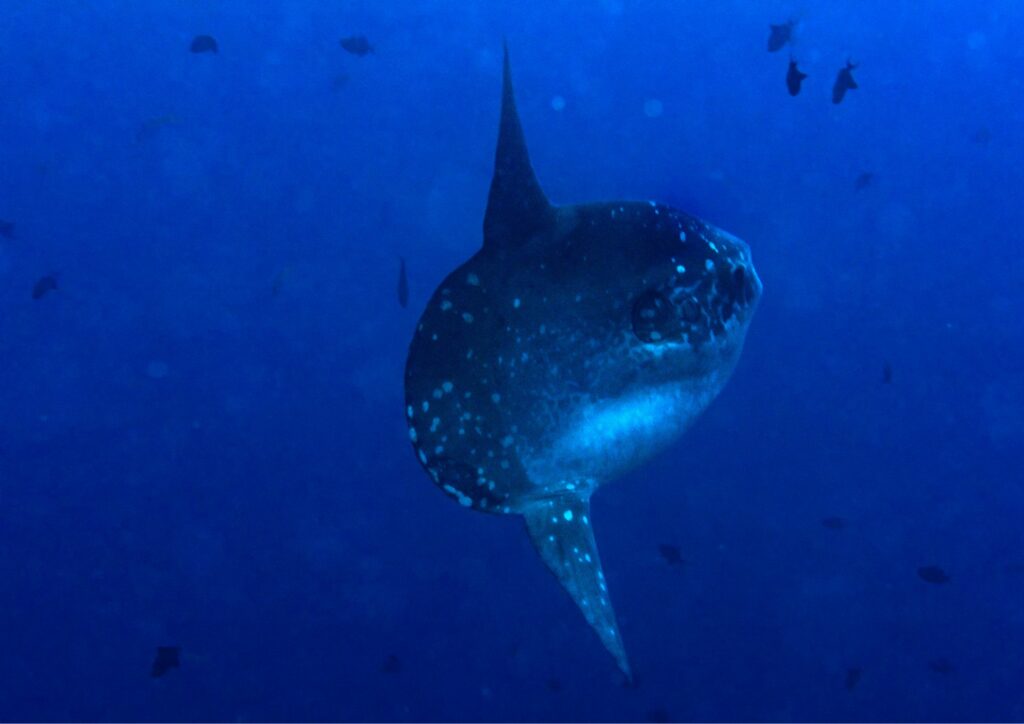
[{"left": 523, "top": 495, "right": 631, "bottom": 680}]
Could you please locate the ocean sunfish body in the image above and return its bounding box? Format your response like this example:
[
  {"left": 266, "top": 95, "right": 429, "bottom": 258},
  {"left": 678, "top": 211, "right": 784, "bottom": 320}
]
[{"left": 403, "top": 47, "right": 762, "bottom": 679}]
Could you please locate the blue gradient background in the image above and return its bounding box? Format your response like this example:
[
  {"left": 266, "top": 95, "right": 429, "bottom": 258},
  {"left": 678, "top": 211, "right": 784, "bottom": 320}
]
[{"left": 1, "top": 1, "right": 1021, "bottom": 720}]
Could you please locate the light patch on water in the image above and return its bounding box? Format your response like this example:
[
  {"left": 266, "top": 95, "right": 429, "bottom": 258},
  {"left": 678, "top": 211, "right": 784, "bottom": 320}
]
[{"left": 146, "top": 360, "right": 170, "bottom": 379}]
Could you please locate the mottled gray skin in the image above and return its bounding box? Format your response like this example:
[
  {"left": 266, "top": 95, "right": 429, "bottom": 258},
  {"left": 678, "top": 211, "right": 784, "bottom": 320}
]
[{"left": 404, "top": 48, "right": 762, "bottom": 679}]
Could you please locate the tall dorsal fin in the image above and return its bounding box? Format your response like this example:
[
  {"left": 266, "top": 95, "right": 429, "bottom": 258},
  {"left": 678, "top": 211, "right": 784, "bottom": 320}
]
[{"left": 483, "top": 45, "right": 554, "bottom": 250}]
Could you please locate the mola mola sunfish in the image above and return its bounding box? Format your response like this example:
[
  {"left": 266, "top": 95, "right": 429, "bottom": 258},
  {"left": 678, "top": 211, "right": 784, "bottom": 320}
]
[{"left": 403, "top": 47, "right": 762, "bottom": 679}]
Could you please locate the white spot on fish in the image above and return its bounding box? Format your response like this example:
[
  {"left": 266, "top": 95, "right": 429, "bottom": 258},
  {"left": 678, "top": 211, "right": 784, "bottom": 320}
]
[
  {"left": 440, "top": 300, "right": 453, "bottom": 311},
  {"left": 433, "top": 388, "right": 443, "bottom": 399},
  {"left": 676, "top": 264, "right": 686, "bottom": 274},
  {"left": 406, "top": 405, "right": 414, "bottom": 419},
  {"left": 563, "top": 510, "right": 573, "bottom": 522},
  {"left": 409, "top": 428, "right": 417, "bottom": 442},
  {"left": 491, "top": 393, "right": 501, "bottom": 404},
  {"left": 421, "top": 401, "right": 429, "bottom": 412},
  {"left": 442, "top": 381, "right": 453, "bottom": 393},
  {"left": 430, "top": 417, "right": 440, "bottom": 433},
  {"left": 467, "top": 273, "right": 480, "bottom": 286},
  {"left": 462, "top": 312, "right": 474, "bottom": 323},
  {"left": 513, "top": 298, "right": 521, "bottom": 309},
  {"left": 705, "top": 259, "right": 715, "bottom": 271},
  {"left": 443, "top": 484, "right": 473, "bottom": 507}
]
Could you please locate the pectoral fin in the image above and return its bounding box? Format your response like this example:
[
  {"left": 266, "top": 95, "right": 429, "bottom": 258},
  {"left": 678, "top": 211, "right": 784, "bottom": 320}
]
[{"left": 523, "top": 495, "right": 631, "bottom": 680}]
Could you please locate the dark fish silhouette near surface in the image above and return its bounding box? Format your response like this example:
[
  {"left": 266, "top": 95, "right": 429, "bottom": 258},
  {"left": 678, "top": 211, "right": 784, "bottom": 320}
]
[
  {"left": 403, "top": 46, "right": 762, "bottom": 679},
  {"left": 331, "top": 72, "right": 351, "bottom": 91},
  {"left": 882, "top": 361, "right": 893, "bottom": 384},
  {"left": 822, "top": 516, "right": 847, "bottom": 530},
  {"left": 32, "top": 275, "right": 58, "bottom": 300},
  {"left": 340, "top": 35, "right": 373, "bottom": 56},
  {"left": 658, "top": 544, "right": 684, "bottom": 565},
  {"left": 767, "top": 21, "right": 795, "bottom": 52},
  {"left": 0, "top": 219, "right": 14, "bottom": 239},
  {"left": 647, "top": 708, "right": 671, "bottom": 723},
  {"left": 545, "top": 677, "right": 562, "bottom": 692},
  {"left": 150, "top": 646, "right": 180, "bottom": 678},
  {"left": 832, "top": 61, "right": 858, "bottom": 104},
  {"left": 398, "top": 257, "right": 409, "bottom": 308},
  {"left": 786, "top": 59, "right": 807, "bottom": 96},
  {"left": 929, "top": 657, "right": 955, "bottom": 674},
  {"left": 972, "top": 127, "right": 991, "bottom": 145},
  {"left": 135, "top": 114, "right": 181, "bottom": 143},
  {"left": 918, "top": 565, "right": 950, "bottom": 584},
  {"left": 380, "top": 654, "right": 402, "bottom": 674},
  {"left": 190, "top": 35, "right": 218, "bottom": 54},
  {"left": 845, "top": 667, "right": 862, "bottom": 690},
  {"left": 855, "top": 172, "right": 875, "bottom": 191}
]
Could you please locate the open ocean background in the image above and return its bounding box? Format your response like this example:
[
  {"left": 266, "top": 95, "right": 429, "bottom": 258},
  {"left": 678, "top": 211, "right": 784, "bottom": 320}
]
[{"left": 1, "top": 0, "right": 1022, "bottom": 720}]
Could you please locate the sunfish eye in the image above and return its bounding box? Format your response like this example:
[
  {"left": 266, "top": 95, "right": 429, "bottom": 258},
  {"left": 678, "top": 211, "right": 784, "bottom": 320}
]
[{"left": 631, "top": 289, "right": 676, "bottom": 343}]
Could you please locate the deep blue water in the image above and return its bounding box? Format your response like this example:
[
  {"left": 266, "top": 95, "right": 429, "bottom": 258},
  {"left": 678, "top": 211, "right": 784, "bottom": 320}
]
[{"left": 1, "top": 1, "right": 1022, "bottom": 721}]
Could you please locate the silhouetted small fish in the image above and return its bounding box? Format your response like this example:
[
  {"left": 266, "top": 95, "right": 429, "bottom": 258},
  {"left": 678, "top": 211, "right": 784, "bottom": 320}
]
[
  {"left": 832, "top": 61, "right": 858, "bottom": 104},
  {"left": 658, "top": 544, "right": 684, "bottom": 566},
  {"left": 135, "top": 114, "right": 181, "bottom": 143},
  {"left": 882, "top": 361, "right": 893, "bottom": 384},
  {"left": 647, "top": 708, "right": 671, "bottom": 723},
  {"left": 855, "top": 172, "right": 875, "bottom": 191},
  {"left": 190, "top": 35, "right": 218, "bottom": 54},
  {"left": 786, "top": 59, "right": 807, "bottom": 96},
  {"left": 822, "top": 516, "right": 847, "bottom": 530},
  {"left": 973, "top": 127, "right": 991, "bottom": 145},
  {"left": 928, "top": 657, "right": 955, "bottom": 675},
  {"left": 398, "top": 257, "right": 409, "bottom": 308},
  {"left": 381, "top": 654, "right": 402, "bottom": 674},
  {"left": 331, "top": 72, "right": 351, "bottom": 91},
  {"left": 845, "top": 667, "right": 862, "bottom": 690},
  {"left": 32, "top": 275, "right": 57, "bottom": 300},
  {"left": 0, "top": 219, "right": 14, "bottom": 239},
  {"left": 918, "top": 565, "right": 950, "bottom": 584},
  {"left": 767, "top": 21, "right": 795, "bottom": 52},
  {"left": 271, "top": 265, "right": 293, "bottom": 296},
  {"left": 545, "top": 677, "right": 562, "bottom": 692},
  {"left": 340, "top": 35, "right": 373, "bottom": 57},
  {"left": 151, "top": 646, "right": 180, "bottom": 678}
]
